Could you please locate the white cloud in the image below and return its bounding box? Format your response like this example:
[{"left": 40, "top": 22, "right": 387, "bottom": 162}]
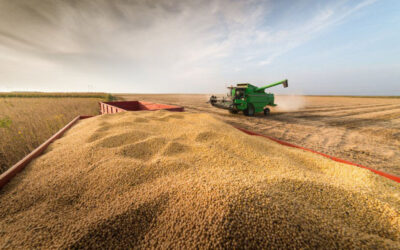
[
  {"left": 0, "top": 0, "right": 378, "bottom": 92},
  {"left": 244, "top": 0, "right": 378, "bottom": 68}
]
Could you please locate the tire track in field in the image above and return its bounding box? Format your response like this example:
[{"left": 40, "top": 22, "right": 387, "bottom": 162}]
[
  {"left": 329, "top": 105, "right": 400, "bottom": 118},
  {"left": 337, "top": 129, "right": 351, "bottom": 149},
  {"left": 390, "top": 118, "right": 400, "bottom": 128},
  {"left": 293, "top": 104, "right": 399, "bottom": 119},
  {"left": 290, "top": 103, "right": 391, "bottom": 114},
  {"left": 300, "top": 132, "right": 314, "bottom": 143},
  {"left": 329, "top": 109, "right": 400, "bottom": 125},
  {"left": 290, "top": 106, "right": 400, "bottom": 129}
]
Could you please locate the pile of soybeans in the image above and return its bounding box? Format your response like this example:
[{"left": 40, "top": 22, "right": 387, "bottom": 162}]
[{"left": 1, "top": 110, "right": 399, "bottom": 249}]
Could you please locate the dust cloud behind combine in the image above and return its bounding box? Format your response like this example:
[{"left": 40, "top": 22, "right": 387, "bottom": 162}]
[{"left": 274, "top": 95, "right": 306, "bottom": 112}]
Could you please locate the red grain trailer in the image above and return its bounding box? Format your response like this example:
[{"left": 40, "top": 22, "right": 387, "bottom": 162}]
[{"left": 99, "top": 101, "right": 184, "bottom": 114}]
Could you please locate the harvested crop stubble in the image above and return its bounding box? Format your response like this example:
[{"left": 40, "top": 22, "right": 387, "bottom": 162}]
[{"left": 0, "top": 111, "right": 399, "bottom": 249}]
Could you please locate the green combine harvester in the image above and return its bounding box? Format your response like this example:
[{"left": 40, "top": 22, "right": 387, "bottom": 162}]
[{"left": 209, "top": 79, "right": 288, "bottom": 116}]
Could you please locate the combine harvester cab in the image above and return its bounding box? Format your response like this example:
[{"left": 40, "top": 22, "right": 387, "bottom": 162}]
[{"left": 210, "top": 79, "right": 288, "bottom": 116}]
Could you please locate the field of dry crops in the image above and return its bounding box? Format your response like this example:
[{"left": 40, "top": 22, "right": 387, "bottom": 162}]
[
  {"left": 118, "top": 94, "right": 400, "bottom": 176},
  {"left": 0, "top": 98, "right": 101, "bottom": 173}
]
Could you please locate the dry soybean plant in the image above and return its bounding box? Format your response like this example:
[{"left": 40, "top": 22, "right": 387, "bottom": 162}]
[{"left": 0, "top": 97, "right": 101, "bottom": 173}]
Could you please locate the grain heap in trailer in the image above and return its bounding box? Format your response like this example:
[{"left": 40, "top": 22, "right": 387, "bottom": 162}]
[
  {"left": 1, "top": 98, "right": 400, "bottom": 249},
  {"left": 209, "top": 79, "right": 288, "bottom": 116}
]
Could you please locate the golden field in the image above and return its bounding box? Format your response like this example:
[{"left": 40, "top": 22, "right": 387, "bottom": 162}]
[
  {"left": 0, "top": 92, "right": 113, "bottom": 99},
  {"left": 0, "top": 97, "right": 102, "bottom": 173}
]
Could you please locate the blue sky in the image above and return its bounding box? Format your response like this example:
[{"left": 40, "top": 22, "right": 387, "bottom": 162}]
[
  {"left": 272, "top": 0, "right": 400, "bottom": 95},
  {"left": 0, "top": 0, "right": 399, "bottom": 95}
]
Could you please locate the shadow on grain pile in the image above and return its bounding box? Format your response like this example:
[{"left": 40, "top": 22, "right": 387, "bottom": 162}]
[{"left": 0, "top": 110, "right": 399, "bottom": 249}]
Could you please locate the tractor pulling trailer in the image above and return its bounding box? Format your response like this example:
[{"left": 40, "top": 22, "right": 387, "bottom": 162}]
[{"left": 209, "top": 79, "right": 288, "bottom": 116}]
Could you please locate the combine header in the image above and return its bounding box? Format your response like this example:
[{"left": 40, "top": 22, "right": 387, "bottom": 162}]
[{"left": 209, "top": 79, "right": 288, "bottom": 116}]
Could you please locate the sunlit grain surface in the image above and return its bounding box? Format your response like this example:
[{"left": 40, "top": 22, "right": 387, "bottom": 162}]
[{"left": 1, "top": 111, "right": 399, "bottom": 248}]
